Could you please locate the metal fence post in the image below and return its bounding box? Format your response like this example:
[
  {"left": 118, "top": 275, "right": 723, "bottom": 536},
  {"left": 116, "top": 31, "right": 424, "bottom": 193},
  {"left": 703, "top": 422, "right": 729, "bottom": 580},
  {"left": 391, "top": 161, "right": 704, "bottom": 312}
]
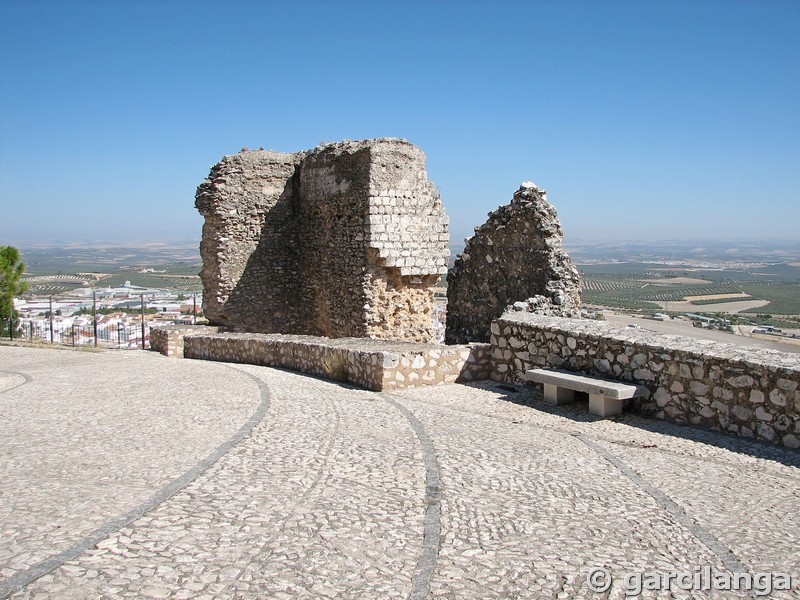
[
  {"left": 49, "top": 297, "right": 54, "bottom": 344},
  {"left": 93, "top": 291, "right": 98, "bottom": 347},
  {"left": 141, "top": 294, "right": 146, "bottom": 349}
]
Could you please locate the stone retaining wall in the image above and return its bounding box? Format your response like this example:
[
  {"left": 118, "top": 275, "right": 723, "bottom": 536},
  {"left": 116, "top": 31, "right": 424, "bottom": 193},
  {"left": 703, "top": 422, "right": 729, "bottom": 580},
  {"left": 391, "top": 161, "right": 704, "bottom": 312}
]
[
  {"left": 153, "top": 326, "right": 489, "bottom": 391},
  {"left": 490, "top": 313, "right": 800, "bottom": 447},
  {"left": 150, "top": 325, "right": 220, "bottom": 358}
]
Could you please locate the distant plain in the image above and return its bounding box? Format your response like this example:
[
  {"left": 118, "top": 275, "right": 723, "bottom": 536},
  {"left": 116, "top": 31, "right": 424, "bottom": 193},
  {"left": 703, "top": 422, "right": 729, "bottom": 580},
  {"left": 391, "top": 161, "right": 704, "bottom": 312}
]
[{"left": 11, "top": 239, "right": 800, "bottom": 323}]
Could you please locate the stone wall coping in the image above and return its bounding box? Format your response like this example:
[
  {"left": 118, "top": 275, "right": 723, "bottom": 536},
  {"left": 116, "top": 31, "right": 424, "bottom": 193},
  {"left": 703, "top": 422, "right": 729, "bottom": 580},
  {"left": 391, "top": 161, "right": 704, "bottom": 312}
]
[
  {"left": 152, "top": 325, "right": 220, "bottom": 335},
  {"left": 186, "top": 331, "right": 489, "bottom": 355},
  {"left": 498, "top": 312, "right": 800, "bottom": 371}
]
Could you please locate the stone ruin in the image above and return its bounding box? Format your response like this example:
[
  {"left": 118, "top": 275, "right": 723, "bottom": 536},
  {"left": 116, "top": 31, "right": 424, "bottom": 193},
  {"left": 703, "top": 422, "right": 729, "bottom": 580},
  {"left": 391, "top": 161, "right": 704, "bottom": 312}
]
[
  {"left": 196, "top": 138, "right": 449, "bottom": 343},
  {"left": 445, "top": 181, "right": 581, "bottom": 344},
  {"left": 197, "top": 138, "right": 581, "bottom": 347}
]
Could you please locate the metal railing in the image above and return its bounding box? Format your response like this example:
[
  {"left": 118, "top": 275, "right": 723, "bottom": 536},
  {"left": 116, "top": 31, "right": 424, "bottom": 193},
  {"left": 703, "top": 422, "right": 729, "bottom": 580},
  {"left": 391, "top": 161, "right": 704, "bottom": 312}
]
[{"left": 4, "top": 318, "right": 150, "bottom": 349}]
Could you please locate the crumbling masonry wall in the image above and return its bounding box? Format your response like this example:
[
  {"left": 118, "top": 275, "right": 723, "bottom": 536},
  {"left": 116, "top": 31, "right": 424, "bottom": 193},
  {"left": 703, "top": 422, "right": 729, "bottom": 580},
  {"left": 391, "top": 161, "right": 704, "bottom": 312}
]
[
  {"left": 197, "top": 139, "right": 449, "bottom": 342},
  {"left": 445, "top": 182, "right": 581, "bottom": 344},
  {"left": 196, "top": 151, "right": 302, "bottom": 334}
]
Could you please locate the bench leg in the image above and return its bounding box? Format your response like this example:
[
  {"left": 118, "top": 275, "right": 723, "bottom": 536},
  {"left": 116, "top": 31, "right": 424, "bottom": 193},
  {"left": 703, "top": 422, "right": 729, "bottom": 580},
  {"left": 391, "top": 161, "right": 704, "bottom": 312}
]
[
  {"left": 589, "top": 393, "right": 623, "bottom": 417},
  {"left": 543, "top": 384, "right": 575, "bottom": 405}
]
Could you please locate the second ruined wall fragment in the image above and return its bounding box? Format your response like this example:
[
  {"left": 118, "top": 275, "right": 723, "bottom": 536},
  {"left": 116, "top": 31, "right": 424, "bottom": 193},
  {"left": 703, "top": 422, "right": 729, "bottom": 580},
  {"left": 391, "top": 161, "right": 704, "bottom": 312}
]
[{"left": 445, "top": 181, "right": 581, "bottom": 344}]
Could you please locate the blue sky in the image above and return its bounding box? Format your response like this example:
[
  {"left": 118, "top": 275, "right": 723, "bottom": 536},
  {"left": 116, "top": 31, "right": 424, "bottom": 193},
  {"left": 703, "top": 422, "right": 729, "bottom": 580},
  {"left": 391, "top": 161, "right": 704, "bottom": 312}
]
[{"left": 1, "top": 0, "right": 798, "bottom": 245}]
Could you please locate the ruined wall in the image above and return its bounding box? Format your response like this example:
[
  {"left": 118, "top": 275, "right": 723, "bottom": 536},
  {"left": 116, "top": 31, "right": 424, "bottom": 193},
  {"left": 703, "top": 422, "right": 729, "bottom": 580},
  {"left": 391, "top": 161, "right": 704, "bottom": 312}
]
[
  {"left": 445, "top": 182, "right": 581, "bottom": 344},
  {"left": 362, "top": 141, "right": 450, "bottom": 340},
  {"left": 196, "top": 138, "right": 448, "bottom": 342},
  {"left": 491, "top": 313, "right": 800, "bottom": 448},
  {"left": 295, "top": 143, "right": 373, "bottom": 337},
  {"left": 196, "top": 150, "right": 302, "bottom": 332}
]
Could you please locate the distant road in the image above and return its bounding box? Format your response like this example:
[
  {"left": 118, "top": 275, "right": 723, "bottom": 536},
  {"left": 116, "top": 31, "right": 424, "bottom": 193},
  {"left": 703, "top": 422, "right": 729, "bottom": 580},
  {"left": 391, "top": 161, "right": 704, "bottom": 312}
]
[
  {"left": 604, "top": 313, "right": 800, "bottom": 354},
  {"left": 651, "top": 299, "right": 770, "bottom": 313}
]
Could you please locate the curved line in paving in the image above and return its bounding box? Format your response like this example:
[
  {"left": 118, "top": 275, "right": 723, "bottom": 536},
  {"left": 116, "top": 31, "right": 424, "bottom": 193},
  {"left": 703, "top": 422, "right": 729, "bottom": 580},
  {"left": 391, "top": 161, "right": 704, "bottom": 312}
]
[
  {"left": 0, "top": 370, "right": 33, "bottom": 395},
  {"left": 394, "top": 391, "right": 763, "bottom": 595},
  {"left": 270, "top": 393, "right": 342, "bottom": 541},
  {"left": 304, "top": 397, "right": 342, "bottom": 497},
  {"left": 576, "top": 434, "right": 751, "bottom": 576},
  {"left": 380, "top": 394, "right": 442, "bottom": 600},
  {"left": 0, "top": 364, "right": 271, "bottom": 600}
]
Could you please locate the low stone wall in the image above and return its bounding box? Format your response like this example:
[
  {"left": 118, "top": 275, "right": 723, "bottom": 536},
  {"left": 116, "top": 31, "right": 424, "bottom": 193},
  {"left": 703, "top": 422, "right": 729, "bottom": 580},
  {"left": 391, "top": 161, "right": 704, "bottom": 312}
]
[
  {"left": 150, "top": 325, "right": 220, "bottom": 358},
  {"left": 490, "top": 313, "right": 800, "bottom": 447},
  {"left": 153, "top": 327, "right": 489, "bottom": 391}
]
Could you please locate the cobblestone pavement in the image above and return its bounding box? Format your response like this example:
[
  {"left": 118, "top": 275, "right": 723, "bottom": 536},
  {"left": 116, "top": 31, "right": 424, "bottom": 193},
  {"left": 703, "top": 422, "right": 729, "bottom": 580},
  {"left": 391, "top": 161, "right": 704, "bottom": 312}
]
[{"left": 1, "top": 345, "right": 798, "bottom": 599}]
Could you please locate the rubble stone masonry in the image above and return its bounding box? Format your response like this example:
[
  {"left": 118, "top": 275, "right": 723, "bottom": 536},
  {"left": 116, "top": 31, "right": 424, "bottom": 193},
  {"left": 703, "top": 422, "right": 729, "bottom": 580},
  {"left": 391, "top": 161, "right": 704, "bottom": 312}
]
[
  {"left": 445, "top": 182, "right": 581, "bottom": 344},
  {"left": 183, "top": 333, "right": 490, "bottom": 391},
  {"left": 490, "top": 312, "right": 800, "bottom": 448},
  {"left": 188, "top": 146, "right": 800, "bottom": 448},
  {"left": 196, "top": 139, "right": 448, "bottom": 342},
  {"left": 151, "top": 325, "right": 490, "bottom": 391}
]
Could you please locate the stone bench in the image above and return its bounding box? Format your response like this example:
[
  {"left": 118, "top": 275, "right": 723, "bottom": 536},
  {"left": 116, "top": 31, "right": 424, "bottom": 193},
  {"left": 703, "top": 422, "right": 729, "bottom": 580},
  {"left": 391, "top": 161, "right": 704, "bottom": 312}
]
[{"left": 526, "top": 368, "right": 648, "bottom": 417}]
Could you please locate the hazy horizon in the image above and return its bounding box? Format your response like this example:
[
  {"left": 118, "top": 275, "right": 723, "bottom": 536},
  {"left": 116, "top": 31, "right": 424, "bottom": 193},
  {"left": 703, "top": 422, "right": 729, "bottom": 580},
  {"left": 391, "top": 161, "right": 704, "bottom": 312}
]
[
  {"left": 7, "top": 237, "right": 799, "bottom": 263},
  {"left": 5, "top": 236, "right": 799, "bottom": 248}
]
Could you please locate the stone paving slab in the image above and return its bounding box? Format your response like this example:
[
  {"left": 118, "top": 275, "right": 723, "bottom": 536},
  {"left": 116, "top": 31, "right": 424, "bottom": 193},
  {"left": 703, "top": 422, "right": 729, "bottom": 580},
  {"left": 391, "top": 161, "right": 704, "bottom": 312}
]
[{"left": 1, "top": 346, "right": 799, "bottom": 599}]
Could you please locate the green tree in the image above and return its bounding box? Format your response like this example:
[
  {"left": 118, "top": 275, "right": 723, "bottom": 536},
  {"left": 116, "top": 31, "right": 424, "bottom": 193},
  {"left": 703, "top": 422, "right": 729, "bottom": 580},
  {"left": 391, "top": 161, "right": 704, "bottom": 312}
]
[{"left": 1, "top": 246, "right": 28, "bottom": 332}]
